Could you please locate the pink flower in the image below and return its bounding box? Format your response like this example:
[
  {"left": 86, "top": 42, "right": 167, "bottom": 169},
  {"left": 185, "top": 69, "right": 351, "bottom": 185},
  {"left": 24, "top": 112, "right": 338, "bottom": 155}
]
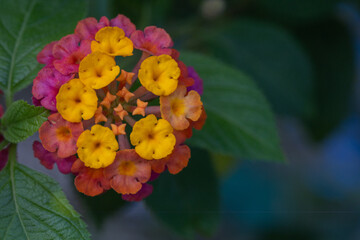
[
  {"left": 75, "top": 15, "right": 136, "bottom": 41},
  {"left": 110, "top": 14, "right": 136, "bottom": 37},
  {"left": 37, "top": 41, "right": 57, "bottom": 65},
  {"left": 131, "top": 26, "right": 173, "bottom": 55},
  {"left": 75, "top": 17, "right": 107, "bottom": 40},
  {"left": 33, "top": 141, "right": 76, "bottom": 174},
  {"left": 32, "top": 96, "right": 41, "bottom": 107},
  {"left": 122, "top": 183, "right": 153, "bottom": 202},
  {"left": 39, "top": 113, "right": 84, "bottom": 158},
  {"left": 0, "top": 136, "right": 9, "bottom": 171},
  {"left": 32, "top": 66, "right": 73, "bottom": 111},
  {"left": 53, "top": 34, "right": 91, "bottom": 75}
]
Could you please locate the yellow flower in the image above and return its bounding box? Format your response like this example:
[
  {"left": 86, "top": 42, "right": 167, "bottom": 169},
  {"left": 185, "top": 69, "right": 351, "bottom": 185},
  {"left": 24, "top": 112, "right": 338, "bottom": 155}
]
[
  {"left": 130, "top": 114, "right": 176, "bottom": 160},
  {"left": 138, "top": 55, "right": 180, "bottom": 96},
  {"left": 79, "top": 51, "right": 120, "bottom": 89},
  {"left": 91, "top": 27, "right": 133, "bottom": 57},
  {"left": 160, "top": 86, "right": 203, "bottom": 130},
  {"left": 56, "top": 79, "right": 98, "bottom": 122},
  {"left": 77, "top": 125, "right": 119, "bottom": 169}
]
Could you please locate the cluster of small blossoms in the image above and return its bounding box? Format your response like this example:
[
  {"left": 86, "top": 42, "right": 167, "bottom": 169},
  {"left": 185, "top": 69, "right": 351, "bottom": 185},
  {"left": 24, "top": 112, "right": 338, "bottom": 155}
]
[{"left": 32, "top": 14, "right": 205, "bottom": 201}]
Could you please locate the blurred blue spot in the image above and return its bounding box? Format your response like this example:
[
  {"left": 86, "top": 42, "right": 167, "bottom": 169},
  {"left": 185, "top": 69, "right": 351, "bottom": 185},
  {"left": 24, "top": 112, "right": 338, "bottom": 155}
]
[{"left": 307, "top": 115, "right": 360, "bottom": 199}]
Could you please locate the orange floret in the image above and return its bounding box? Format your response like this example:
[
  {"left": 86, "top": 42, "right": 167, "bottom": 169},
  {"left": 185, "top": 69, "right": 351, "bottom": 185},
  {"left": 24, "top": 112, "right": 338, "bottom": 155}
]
[
  {"left": 160, "top": 86, "right": 202, "bottom": 130},
  {"left": 151, "top": 145, "right": 190, "bottom": 174},
  {"left": 104, "top": 149, "right": 151, "bottom": 194}
]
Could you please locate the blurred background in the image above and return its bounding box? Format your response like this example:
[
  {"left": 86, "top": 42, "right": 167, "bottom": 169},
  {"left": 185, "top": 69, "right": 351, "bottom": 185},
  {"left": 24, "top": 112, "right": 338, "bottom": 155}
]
[{"left": 15, "top": 0, "right": 360, "bottom": 239}]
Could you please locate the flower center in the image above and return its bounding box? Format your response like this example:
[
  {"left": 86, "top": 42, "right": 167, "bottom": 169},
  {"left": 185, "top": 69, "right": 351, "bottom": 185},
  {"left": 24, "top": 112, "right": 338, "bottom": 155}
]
[
  {"left": 148, "top": 133, "right": 154, "bottom": 140},
  {"left": 71, "top": 54, "right": 81, "bottom": 65},
  {"left": 118, "top": 160, "right": 137, "bottom": 176},
  {"left": 56, "top": 126, "right": 72, "bottom": 140},
  {"left": 171, "top": 98, "right": 185, "bottom": 116},
  {"left": 94, "top": 141, "right": 101, "bottom": 149}
]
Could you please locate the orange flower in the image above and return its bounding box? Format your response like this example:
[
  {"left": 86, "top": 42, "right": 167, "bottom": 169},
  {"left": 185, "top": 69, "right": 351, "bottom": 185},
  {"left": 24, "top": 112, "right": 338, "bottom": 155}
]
[
  {"left": 151, "top": 145, "right": 190, "bottom": 174},
  {"left": 104, "top": 150, "right": 151, "bottom": 194},
  {"left": 192, "top": 106, "right": 207, "bottom": 130},
  {"left": 160, "top": 86, "right": 202, "bottom": 130},
  {"left": 172, "top": 107, "right": 207, "bottom": 145},
  {"left": 39, "top": 113, "right": 83, "bottom": 158},
  {"left": 71, "top": 159, "right": 111, "bottom": 196}
]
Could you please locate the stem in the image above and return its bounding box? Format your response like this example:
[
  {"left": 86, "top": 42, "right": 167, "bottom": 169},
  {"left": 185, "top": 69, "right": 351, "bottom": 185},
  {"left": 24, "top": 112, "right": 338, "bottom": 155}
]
[
  {"left": 9, "top": 143, "right": 16, "bottom": 161},
  {"left": 130, "top": 86, "right": 148, "bottom": 103},
  {"left": 118, "top": 135, "right": 131, "bottom": 150},
  {"left": 8, "top": 144, "right": 17, "bottom": 168},
  {"left": 127, "top": 52, "right": 150, "bottom": 89},
  {"left": 145, "top": 106, "right": 161, "bottom": 117},
  {"left": 109, "top": 80, "right": 117, "bottom": 95},
  {"left": 123, "top": 115, "right": 136, "bottom": 127},
  {"left": 140, "top": 92, "right": 157, "bottom": 102},
  {"left": 5, "top": 91, "right": 13, "bottom": 108}
]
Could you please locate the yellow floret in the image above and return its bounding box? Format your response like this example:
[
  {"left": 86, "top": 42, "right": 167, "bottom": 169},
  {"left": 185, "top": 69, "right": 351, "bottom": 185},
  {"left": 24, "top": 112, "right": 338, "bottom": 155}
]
[
  {"left": 79, "top": 51, "right": 120, "bottom": 89},
  {"left": 138, "top": 55, "right": 180, "bottom": 96},
  {"left": 130, "top": 114, "right": 176, "bottom": 160},
  {"left": 91, "top": 27, "right": 133, "bottom": 57},
  {"left": 77, "top": 125, "right": 119, "bottom": 169},
  {"left": 56, "top": 79, "right": 98, "bottom": 122}
]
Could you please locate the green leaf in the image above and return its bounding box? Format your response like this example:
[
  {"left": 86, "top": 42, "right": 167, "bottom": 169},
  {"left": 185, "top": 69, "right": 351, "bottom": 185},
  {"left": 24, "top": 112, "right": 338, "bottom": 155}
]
[
  {"left": 146, "top": 148, "right": 219, "bottom": 239},
  {"left": 1, "top": 100, "right": 49, "bottom": 143},
  {"left": 0, "top": 0, "right": 87, "bottom": 95},
  {"left": 0, "top": 145, "right": 90, "bottom": 240},
  {"left": 181, "top": 52, "right": 285, "bottom": 162},
  {"left": 200, "top": 19, "right": 314, "bottom": 117}
]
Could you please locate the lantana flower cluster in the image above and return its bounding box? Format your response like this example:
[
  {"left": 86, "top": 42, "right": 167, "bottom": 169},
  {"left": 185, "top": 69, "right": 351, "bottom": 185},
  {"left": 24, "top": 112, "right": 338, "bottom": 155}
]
[{"left": 32, "top": 14, "right": 205, "bottom": 201}]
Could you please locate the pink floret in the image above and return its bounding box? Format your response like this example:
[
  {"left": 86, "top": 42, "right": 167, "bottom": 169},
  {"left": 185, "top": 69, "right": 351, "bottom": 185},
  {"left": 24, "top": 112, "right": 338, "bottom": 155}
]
[
  {"left": 122, "top": 183, "right": 153, "bottom": 202},
  {"left": 32, "top": 66, "right": 73, "bottom": 111},
  {"left": 75, "top": 17, "right": 108, "bottom": 40},
  {"left": 110, "top": 14, "right": 136, "bottom": 37},
  {"left": 53, "top": 34, "right": 91, "bottom": 75},
  {"left": 131, "top": 26, "right": 173, "bottom": 55},
  {"left": 37, "top": 41, "right": 57, "bottom": 65},
  {"left": 33, "top": 141, "right": 76, "bottom": 174}
]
